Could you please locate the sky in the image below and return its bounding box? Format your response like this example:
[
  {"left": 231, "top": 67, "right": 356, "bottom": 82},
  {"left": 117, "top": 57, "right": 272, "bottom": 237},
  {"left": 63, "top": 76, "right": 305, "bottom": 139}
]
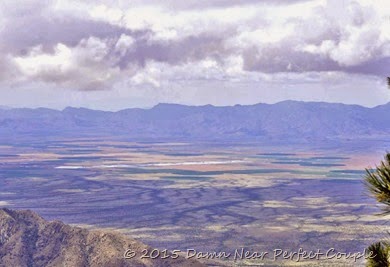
[{"left": 0, "top": 0, "right": 389, "bottom": 110}]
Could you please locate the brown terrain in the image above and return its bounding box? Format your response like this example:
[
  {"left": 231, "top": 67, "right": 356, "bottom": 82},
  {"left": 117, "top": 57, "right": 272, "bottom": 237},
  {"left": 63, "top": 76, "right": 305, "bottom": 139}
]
[{"left": 0, "top": 208, "right": 205, "bottom": 267}]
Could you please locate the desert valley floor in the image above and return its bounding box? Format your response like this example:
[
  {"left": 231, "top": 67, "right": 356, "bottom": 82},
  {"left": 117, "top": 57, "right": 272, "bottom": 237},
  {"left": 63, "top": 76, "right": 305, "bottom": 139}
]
[{"left": 1, "top": 139, "right": 389, "bottom": 266}]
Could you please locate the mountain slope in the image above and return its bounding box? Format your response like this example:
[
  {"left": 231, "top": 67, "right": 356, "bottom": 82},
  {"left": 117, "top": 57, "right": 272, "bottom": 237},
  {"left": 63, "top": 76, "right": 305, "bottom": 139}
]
[{"left": 0, "top": 208, "right": 204, "bottom": 267}]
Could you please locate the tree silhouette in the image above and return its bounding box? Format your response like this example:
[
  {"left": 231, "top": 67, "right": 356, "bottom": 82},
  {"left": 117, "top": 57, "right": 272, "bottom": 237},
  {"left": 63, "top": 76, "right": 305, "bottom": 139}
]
[
  {"left": 366, "top": 241, "right": 390, "bottom": 267},
  {"left": 365, "top": 153, "right": 390, "bottom": 266}
]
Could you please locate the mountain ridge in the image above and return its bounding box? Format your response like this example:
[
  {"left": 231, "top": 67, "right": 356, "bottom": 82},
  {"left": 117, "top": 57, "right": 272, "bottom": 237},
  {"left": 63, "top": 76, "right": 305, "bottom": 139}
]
[
  {"left": 1, "top": 100, "right": 389, "bottom": 112},
  {"left": 1, "top": 101, "right": 389, "bottom": 142}
]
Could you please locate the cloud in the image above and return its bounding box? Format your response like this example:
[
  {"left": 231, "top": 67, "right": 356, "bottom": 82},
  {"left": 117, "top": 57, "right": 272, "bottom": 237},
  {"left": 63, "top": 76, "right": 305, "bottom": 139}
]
[
  {"left": 12, "top": 36, "right": 140, "bottom": 90},
  {"left": 0, "top": 0, "right": 389, "bottom": 109},
  {"left": 82, "top": 0, "right": 390, "bottom": 76},
  {"left": 0, "top": 54, "right": 19, "bottom": 81},
  {"left": 224, "top": 0, "right": 390, "bottom": 74}
]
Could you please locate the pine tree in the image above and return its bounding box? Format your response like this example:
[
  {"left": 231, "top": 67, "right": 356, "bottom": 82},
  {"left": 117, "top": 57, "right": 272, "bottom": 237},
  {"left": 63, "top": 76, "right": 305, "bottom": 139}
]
[{"left": 365, "top": 153, "right": 390, "bottom": 266}]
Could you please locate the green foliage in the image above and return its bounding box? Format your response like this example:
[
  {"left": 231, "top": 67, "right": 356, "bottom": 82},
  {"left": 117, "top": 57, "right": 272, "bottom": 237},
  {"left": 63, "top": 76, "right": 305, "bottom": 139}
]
[
  {"left": 365, "top": 153, "right": 390, "bottom": 266},
  {"left": 366, "top": 241, "right": 390, "bottom": 267},
  {"left": 364, "top": 153, "right": 390, "bottom": 214}
]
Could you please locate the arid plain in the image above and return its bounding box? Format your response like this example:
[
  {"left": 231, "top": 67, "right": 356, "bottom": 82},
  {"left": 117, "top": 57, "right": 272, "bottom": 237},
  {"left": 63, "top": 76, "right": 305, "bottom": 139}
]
[{"left": 0, "top": 139, "right": 389, "bottom": 266}]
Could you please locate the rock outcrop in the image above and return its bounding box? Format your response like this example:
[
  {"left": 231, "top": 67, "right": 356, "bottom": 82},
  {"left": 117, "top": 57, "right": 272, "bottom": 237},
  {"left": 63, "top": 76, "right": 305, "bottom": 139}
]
[{"left": 0, "top": 208, "right": 204, "bottom": 267}]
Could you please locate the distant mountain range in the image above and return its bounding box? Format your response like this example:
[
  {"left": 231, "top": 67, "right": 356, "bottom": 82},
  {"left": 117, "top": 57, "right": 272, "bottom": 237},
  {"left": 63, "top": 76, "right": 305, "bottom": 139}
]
[
  {"left": 1, "top": 101, "right": 390, "bottom": 142},
  {"left": 0, "top": 208, "right": 204, "bottom": 267}
]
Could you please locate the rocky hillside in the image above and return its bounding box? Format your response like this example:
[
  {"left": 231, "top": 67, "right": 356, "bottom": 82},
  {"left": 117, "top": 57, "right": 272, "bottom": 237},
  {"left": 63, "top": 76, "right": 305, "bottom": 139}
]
[{"left": 0, "top": 208, "right": 204, "bottom": 267}]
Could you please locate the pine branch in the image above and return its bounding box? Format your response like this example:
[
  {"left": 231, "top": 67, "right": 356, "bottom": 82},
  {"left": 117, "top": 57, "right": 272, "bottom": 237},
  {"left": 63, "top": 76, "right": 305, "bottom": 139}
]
[{"left": 366, "top": 241, "right": 390, "bottom": 267}]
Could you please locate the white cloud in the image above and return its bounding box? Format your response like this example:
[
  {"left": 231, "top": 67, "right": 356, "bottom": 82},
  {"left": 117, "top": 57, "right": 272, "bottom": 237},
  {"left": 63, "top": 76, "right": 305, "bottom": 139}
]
[
  {"left": 12, "top": 37, "right": 125, "bottom": 90},
  {"left": 90, "top": 4, "right": 259, "bottom": 42},
  {"left": 1, "top": 0, "right": 390, "bottom": 108},
  {"left": 115, "top": 34, "right": 136, "bottom": 56},
  {"left": 295, "top": 1, "right": 390, "bottom": 67},
  {"left": 14, "top": 44, "right": 72, "bottom": 78}
]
